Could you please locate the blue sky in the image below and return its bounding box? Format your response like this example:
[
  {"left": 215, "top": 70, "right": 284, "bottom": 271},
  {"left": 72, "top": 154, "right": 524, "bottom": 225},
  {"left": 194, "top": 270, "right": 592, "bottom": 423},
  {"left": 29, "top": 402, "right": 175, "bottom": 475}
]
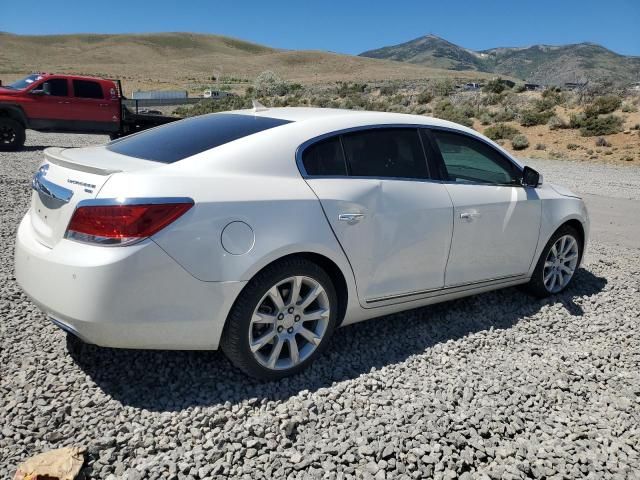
[{"left": 2, "top": 0, "right": 639, "bottom": 56}]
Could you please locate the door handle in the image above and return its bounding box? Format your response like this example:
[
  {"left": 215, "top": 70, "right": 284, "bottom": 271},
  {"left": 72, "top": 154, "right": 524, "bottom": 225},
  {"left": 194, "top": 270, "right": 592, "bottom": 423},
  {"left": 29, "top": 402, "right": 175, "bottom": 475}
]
[
  {"left": 338, "top": 213, "right": 365, "bottom": 224},
  {"left": 57, "top": 101, "right": 71, "bottom": 104},
  {"left": 99, "top": 104, "right": 110, "bottom": 107},
  {"left": 460, "top": 212, "right": 480, "bottom": 221}
]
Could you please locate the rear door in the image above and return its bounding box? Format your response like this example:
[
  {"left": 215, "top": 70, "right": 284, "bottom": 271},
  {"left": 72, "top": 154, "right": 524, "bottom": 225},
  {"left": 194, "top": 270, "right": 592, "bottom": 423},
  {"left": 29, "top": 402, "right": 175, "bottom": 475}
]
[
  {"left": 302, "top": 127, "right": 453, "bottom": 306},
  {"left": 424, "top": 129, "right": 541, "bottom": 286},
  {"left": 71, "top": 79, "right": 119, "bottom": 132}
]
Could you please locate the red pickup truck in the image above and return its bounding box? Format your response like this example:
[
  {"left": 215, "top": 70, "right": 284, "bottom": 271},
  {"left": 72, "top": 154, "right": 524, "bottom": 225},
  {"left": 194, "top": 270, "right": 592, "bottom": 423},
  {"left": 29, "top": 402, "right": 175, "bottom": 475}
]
[{"left": 0, "top": 73, "right": 179, "bottom": 150}]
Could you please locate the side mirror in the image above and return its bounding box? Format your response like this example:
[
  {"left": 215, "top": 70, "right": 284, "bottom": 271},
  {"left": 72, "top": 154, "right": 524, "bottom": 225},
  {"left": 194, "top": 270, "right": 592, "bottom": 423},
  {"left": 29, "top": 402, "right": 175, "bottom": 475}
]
[{"left": 522, "top": 166, "right": 542, "bottom": 187}]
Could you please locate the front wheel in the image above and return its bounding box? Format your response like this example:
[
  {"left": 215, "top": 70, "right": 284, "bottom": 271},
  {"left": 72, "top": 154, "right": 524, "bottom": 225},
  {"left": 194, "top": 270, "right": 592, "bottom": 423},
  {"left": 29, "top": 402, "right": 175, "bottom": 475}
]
[
  {"left": 0, "top": 118, "right": 26, "bottom": 151},
  {"left": 524, "top": 225, "right": 582, "bottom": 298},
  {"left": 221, "top": 258, "right": 338, "bottom": 380}
]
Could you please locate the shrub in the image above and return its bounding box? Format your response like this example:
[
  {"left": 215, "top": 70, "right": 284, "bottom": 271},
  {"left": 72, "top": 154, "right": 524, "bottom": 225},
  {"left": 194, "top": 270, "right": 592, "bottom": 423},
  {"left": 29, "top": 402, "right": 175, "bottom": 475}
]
[
  {"left": 337, "top": 82, "right": 368, "bottom": 96},
  {"left": 483, "top": 93, "right": 506, "bottom": 106},
  {"left": 379, "top": 85, "right": 398, "bottom": 96},
  {"left": 595, "top": 137, "right": 611, "bottom": 147},
  {"left": 569, "top": 112, "right": 586, "bottom": 129},
  {"left": 535, "top": 143, "right": 546, "bottom": 150},
  {"left": 621, "top": 102, "right": 638, "bottom": 113},
  {"left": 547, "top": 115, "right": 568, "bottom": 130},
  {"left": 254, "top": 70, "right": 291, "bottom": 96},
  {"left": 479, "top": 113, "right": 493, "bottom": 125},
  {"left": 585, "top": 95, "right": 622, "bottom": 116},
  {"left": 484, "top": 123, "right": 520, "bottom": 140},
  {"left": 416, "top": 89, "right": 434, "bottom": 104},
  {"left": 580, "top": 115, "right": 624, "bottom": 136},
  {"left": 483, "top": 78, "right": 507, "bottom": 94},
  {"left": 567, "top": 143, "right": 580, "bottom": 150},
  {"left": 431, "top": 79, "right": 456, "bottom": 97},
  {"left": 511, "top": 134, "right": 529, "bottom": 150},
  {"left": 537, "top": 88, "right": 565, "bottom": 110},
  {"left": 174, "top": 95, "right": 252, "bottom": 117},
  {"left": 432, "top": 100, "right": 473, "bottom": 127},
  {"left": 492, "top": 109, "right": 517, "bottom": 122},
  {"left": 519, "top": 109, "right": 554, "bottom": 127}
]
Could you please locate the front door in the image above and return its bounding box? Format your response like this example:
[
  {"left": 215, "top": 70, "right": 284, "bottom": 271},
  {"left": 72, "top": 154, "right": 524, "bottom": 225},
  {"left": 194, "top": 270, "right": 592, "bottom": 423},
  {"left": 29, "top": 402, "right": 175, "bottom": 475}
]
[
  {"left": 301, "top": 128, "right": 453, "bottom": 305},
  {"left": 25, "top": 78, "right": 75, "bottom": 127},
  {"left": 426, "top": 129, "right": 541, "bottom": 286}
]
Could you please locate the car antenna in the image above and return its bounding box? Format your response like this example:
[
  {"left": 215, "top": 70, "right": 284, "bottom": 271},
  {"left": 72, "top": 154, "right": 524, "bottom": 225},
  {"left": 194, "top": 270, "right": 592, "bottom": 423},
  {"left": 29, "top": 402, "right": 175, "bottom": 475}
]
[{"left": 252, "top": 100, "right": 269, "bottom": 112}]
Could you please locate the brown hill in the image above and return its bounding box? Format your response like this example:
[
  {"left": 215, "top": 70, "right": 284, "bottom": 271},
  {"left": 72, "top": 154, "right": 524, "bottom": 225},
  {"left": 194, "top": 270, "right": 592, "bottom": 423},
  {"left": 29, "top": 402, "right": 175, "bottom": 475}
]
[{"left": 0, "top": 32, "right": 494, "bottom": 92}]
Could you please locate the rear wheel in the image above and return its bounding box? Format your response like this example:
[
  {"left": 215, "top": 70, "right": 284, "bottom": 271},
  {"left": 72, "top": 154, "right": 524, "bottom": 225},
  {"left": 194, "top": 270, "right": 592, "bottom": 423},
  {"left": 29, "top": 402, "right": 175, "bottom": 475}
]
[
  {"left": 221, "top": 258, "right": 338, "bottom": 380},
  {"left": 0, "top": 118, "right": 26, "bottom": 151},
  {"left": 524, "top": 225, "right": 582, "bottom": 298}
]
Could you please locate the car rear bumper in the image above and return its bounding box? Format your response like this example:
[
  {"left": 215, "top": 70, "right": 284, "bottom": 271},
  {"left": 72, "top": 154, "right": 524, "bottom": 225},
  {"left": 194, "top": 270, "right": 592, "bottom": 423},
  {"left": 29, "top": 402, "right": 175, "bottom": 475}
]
[{"left": 14, "top": 213, "right": 245, "bottom": 350}]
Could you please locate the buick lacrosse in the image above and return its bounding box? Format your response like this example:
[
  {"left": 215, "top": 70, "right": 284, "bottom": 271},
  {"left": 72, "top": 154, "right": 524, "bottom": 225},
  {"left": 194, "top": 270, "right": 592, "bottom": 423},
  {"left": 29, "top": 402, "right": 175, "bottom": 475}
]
[{"left": 15, "top": 107, "right": 589, "bottom": 379}]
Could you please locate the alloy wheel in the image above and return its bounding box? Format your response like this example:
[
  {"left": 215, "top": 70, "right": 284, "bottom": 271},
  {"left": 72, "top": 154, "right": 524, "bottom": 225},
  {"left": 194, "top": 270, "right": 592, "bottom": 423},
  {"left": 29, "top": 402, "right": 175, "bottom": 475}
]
[
  {"left": 0, "top": 125, "right": 17, "bottom": 145},
  {"left": 543, "top": 234, "right": 579, "bottom": 293},
  {"left": 248, "top": 276, "right": 330, "bottom": 370}
]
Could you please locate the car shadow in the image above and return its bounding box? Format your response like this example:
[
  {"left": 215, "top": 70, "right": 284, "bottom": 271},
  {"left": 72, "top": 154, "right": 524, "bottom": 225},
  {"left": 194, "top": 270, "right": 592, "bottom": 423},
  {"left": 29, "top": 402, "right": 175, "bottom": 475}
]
[{"left": 68, "top": 268, "right": 606, "bottom": 411}]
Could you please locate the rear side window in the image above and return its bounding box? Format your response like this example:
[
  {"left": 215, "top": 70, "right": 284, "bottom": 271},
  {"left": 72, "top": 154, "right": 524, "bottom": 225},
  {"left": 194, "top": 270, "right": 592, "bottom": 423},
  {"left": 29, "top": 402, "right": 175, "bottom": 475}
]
[
  {"left": 341, "top": 128, "right": 428, "bottom": 179},
  {"left": 107, "top": 113, "right": 292, "bottom": 163},
  {"left": 302, "top": 137, "right": 347, "bottom": 176},
  {"left": 73, "top": 80, "right": 104, "bottom": 99}
]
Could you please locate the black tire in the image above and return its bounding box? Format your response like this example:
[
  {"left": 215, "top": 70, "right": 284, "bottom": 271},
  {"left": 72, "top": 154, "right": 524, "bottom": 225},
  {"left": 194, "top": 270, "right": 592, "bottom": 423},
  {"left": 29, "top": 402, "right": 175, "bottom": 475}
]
[
  {"left": 0, "top": 117, "right": 26, "bottom": 151},
  {"left": 221, "top": 257, "right": 338, "bottom": 380},
  {"left": 523, "top": 224, "right": 583, "bottom": 298}
]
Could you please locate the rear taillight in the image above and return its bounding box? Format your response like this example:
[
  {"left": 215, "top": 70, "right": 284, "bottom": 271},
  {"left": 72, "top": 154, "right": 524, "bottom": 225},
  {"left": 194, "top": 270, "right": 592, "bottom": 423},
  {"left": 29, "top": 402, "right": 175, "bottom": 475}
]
[{"left": 65, "top": 200, "right": 193, "bottom": 246}]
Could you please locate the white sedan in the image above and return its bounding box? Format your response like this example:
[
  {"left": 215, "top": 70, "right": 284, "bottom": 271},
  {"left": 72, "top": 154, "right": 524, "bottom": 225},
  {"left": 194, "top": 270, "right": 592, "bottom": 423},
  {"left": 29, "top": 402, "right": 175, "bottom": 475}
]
[{"left": 15, "top": 108, "right": 589, "bottom": 379}]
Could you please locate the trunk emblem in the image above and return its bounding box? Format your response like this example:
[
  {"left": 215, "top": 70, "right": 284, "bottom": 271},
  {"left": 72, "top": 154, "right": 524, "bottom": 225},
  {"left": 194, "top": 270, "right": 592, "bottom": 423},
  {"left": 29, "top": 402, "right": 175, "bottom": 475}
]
[{"left": 67, "top": 179, "right": 96, "bottom": 194}]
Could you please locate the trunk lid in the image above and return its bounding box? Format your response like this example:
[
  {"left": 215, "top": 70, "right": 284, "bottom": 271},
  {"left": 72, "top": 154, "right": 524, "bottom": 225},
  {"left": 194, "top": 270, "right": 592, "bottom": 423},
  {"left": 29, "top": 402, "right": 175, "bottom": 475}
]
[{"left": 30, "top": 146, "right": 160, "bottom": 248}]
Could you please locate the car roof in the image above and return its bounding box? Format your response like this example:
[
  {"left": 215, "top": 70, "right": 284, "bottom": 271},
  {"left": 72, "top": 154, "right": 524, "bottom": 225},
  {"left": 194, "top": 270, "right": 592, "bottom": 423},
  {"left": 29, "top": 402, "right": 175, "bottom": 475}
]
[
  {"left": 229, "top": 107, "right": 522, "bottom": 169},
  {"left": 231, "top": 107, "right": 488, "bottom": 140},
  {"left": 233, "top": 106, "right": 460, "bottom": 127}
]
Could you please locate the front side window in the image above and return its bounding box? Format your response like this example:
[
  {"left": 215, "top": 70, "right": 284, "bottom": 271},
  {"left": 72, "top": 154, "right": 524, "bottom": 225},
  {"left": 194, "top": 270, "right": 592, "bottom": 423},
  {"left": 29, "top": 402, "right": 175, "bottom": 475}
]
[
  {"left": 430, "top": 130, "right": 520, "bottom": 185},
  {"left": 341, "top": 128, "right": 428, "bottom": 179},
  {"left": 43, "top": 79, "right": 69, "bottom": 97},
  {"left": 301, "top": 137, "right": 347, "bottom": 176},
  {"left": 73, "top": 80, "right": 104, "bottom": 99}
]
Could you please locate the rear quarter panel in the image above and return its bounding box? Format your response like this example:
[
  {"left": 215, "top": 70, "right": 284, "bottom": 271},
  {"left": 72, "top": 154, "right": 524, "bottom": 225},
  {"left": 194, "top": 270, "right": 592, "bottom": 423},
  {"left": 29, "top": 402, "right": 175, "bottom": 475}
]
[{"left": 96, "top": 127, "right": 357, "bottom": 287}]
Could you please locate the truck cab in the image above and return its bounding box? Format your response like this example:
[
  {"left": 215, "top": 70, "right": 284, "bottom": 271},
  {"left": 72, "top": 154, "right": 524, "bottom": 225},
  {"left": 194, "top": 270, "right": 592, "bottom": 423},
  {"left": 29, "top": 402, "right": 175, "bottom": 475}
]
[{"left": 0, "top": 73, "right": 178, "bottom": 150}]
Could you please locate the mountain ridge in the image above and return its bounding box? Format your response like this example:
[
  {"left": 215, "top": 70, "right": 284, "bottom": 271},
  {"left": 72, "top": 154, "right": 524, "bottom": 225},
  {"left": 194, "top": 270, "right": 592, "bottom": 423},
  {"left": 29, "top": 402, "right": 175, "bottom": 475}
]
[{"left": 360, "top": 35, "right": 640, "bottom": 84}]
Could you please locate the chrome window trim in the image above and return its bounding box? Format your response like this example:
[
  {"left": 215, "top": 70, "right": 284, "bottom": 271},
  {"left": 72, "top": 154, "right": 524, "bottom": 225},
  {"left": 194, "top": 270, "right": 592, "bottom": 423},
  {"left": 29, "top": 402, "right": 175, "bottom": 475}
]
[
  {"left": 425, "top": 126, "right": 526, "bottom": 187},
  {"left": 295, "top": 123, "right": 528, "bottom": 187},
  {"left": 295, "top": 124, "right": 432, "bottom": 181}
]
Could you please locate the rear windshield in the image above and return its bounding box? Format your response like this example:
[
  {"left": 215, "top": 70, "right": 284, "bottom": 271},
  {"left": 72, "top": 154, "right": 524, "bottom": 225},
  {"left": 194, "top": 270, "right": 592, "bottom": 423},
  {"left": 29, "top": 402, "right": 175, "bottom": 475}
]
[{"left": 107, "top": 113, "right": 292, "bottom": 163}]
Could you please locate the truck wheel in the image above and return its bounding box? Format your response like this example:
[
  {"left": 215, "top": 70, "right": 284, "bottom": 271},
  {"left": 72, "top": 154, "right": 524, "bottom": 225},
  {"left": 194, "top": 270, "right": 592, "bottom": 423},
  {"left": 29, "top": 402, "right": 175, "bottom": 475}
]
[{"left": 0, "top": 118, "right": 26, "bottom": 151}]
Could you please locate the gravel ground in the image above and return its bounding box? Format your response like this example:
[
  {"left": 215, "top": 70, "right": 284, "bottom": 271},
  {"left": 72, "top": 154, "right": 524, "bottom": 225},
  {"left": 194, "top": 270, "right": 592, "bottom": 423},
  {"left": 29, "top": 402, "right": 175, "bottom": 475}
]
[
  {"left": 523, "top": 158, "right": 640, "bottom": 201},
  {"left": 1, "top": 132, "right": 639, "bottom": 479}
]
